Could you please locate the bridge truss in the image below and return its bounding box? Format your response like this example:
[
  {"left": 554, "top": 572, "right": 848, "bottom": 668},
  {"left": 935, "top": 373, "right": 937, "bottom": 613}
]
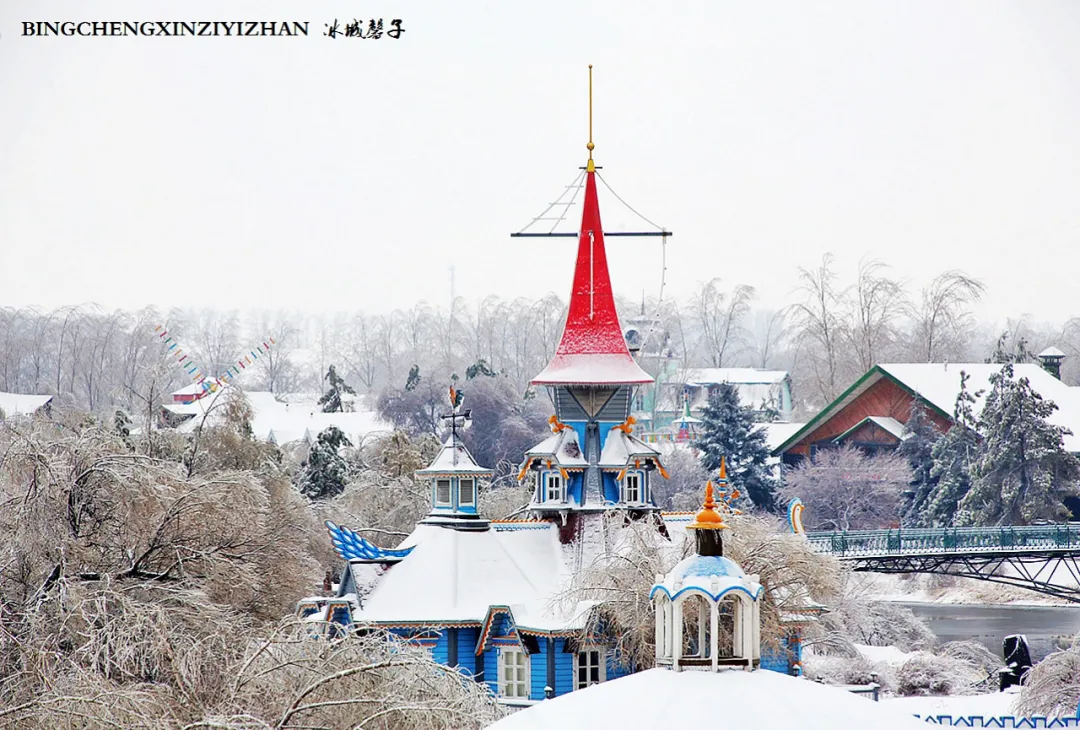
[{"left": 805, "top": 526, "right": 1080, "bottom": 603}]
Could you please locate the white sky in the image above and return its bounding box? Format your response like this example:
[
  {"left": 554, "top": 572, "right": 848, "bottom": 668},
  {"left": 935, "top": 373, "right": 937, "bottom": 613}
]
[{"left": 2, "top": 1, "right": 1079, "bottom": 325}]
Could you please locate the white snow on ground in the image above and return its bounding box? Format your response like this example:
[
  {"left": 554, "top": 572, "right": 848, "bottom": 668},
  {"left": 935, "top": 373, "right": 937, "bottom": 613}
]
[
  {"left": 486, "top": 667, "right": 930, "bottom": 729},
  {"left": 883, "top": 688, "right": 1022, "bottom": 717}
]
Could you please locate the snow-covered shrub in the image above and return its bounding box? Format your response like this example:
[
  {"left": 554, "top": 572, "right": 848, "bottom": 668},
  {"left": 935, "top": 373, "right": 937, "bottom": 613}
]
[
  {"left": 819, "top": 599, "right": 935, "bottom": 653},
  {"left": 802, "top": 653, "right": 896, "bottom": 692},
  {"left": 1016, "top": 645, "right": 1080, "bottom": 717},
  {"left": 938, "top": 639, "right": 1002, "bottom": 684},
  {"left": 895, "top": 651, "right": 988, "bottom": 696}
]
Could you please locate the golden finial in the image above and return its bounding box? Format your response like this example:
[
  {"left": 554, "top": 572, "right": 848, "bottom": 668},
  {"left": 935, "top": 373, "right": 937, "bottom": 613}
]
[
  {"left": 586, "top": 65, "right": 595, "bottom": 173},
  {"left": 689, "top": 479, "right": 728, "bottom": 530}
]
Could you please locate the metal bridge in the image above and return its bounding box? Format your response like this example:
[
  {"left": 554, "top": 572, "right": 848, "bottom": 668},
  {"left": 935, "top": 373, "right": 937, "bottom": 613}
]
[{"left": 804, "top": 524, "right": 1080, "bottom": 602}]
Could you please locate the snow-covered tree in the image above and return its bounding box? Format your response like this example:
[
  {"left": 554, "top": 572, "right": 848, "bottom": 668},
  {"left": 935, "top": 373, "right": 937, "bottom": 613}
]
[
  {"left": 780, "top": 444, "right": 910, "bottom": 531},
  {"left": 697, "top": 383, "right": 778, "bottom": 511},
  {"left": 465, "top": 357, "right": 497, "bottom": 379},
  {"left": 987, "top": 330, "right": 1034, "bottom": 365},
  {"left": 957, "top": 363, "right": 1080, "bottom": 525},
  {"left": 318, "top": 364, "right": 356, "bottom": 413},
  {"left": 405, "top": 363, "right": 421, "bottom": 391},
  {"left": 898, "top": 397, "right": 941, "bottom": 526},
  {"left": 561, "top": 512, "right": 842, "bottom": 672},
  {"left": 456, "top": 376, "right": 551, "bottom": 482},
  {"left": 920, "top": 371, "right": 981, "bottom": 526},
  {"left": 650, "top": 446, "right": 710, "bottom": 510},
  {"left": 1017, "top": 645, "right": 1080, "bottom": 717},
  {"left": 298, "top": 425, "right": 353, "bottom": 500}
]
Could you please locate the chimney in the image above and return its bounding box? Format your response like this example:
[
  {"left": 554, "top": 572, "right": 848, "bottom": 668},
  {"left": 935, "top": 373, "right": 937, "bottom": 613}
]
[{"left": 1038, "top": 347, "right": 1066, "bottom": 380}]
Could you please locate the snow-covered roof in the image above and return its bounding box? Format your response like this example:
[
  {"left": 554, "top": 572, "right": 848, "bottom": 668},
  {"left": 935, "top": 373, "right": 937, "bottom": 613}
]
[
  {"left": 879, "top": 363, "right": 1080, "bottom": 451},
  {"left": 163, "top": 385, "right": 391, "bottom": 445},
  {"left": 755, "top": 422, "right": 806, "bottom": 453},
  {"left": 486, "top": 667, "right": 930, "bottom": 730},
  {"left": 657, "top": 376, "right": 788, "bottom": 415},
  {"left": 350, "top": 523, "right": 588, "bottom": 629},
  {"left": 530, "top": 170, "right": 654, "bottom": 387},
  {"left": 776, "top": 362, "right": 1080, "bottom": 454},
  {"left": 524, "top": 428, "right": 589, "bottom": 468},
  {"left": 416, "top": 438, "right": 492, "bottom": 476},
  {"left": 1039, "top": 346, "right": 1066, "bottom": 359},
  {"left": 532, "top": 354, "right": 653, "bottom": 386},
  {"left": 682, "top": 368, "right": 790, "bottom": 385},
  {"left": 598, "top": 428, "right": 663, "bottom": 468},
  {"left": 0, "top": 392, "right": 52, "bottom": 416}
]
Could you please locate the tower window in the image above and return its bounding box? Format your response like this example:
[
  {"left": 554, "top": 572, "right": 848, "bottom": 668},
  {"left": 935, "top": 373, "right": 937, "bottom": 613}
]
[
  {"left": 575, "top": 648, "right": 605, "bottom": 689},
  {"left": 499, "top": 648, "right": 530, "bottom": 698},
  {"left": 436, "top": 479, "right": 451, "bottom": 506},
  {"left": 546, "top": 473, "right": 564, "bottom": 503},
  {"left": 459, "top": 478, "right": 475, "bottom": 506},
  {"left": 622, "top": 473, "right": 642, "bottom": 504}
]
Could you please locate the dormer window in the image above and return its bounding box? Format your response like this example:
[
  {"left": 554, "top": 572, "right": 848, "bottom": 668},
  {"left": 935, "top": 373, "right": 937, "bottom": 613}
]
[
  {"left": 459, "top": 478, "right": 476, "bottom": 506},
  {"left": 545, "top": 473, "right": 564, "bottom": 503},
  {"left": 436, "top": 479, "right": 452, "bottom": 506},
  {"left": 622, "top": 472, "right": 643, "bottom": 504}
]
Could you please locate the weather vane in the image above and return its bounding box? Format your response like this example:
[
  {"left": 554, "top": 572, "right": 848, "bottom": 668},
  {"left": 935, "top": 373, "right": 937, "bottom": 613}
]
[{"left": 440, "top": 385, "right": 471, "bottom": 444}]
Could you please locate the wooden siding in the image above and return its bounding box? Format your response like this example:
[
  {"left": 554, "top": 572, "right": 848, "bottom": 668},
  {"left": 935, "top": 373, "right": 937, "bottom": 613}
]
[
  {"left": 785, "top": 376, "right": 952, "bottom": 457},
  {"left": 553, "top": 639, "right": 574, "bottom": 696},
  {"left": 840, "top": 420, "right": 902, "bottom": 445},
  {"left": 530, "top": 648, "right": 547, "bottom": 700}
]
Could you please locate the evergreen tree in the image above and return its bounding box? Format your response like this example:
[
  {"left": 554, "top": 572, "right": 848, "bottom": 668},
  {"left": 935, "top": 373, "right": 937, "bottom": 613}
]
[
  {"left": 318, "top": 365, "right": 356, "bottom": 413},
  {"left": 987, "top": 331, "right": 1033, "bottom": 365},
  {"left": 405, "top": 364, "right": 421, "bottom": 392},
  {"left": 957, "top": 364, "right": 1080, "bottom": 525},
  {"left": 113, "top": 409, "right": 133, "bottom": 449},
  {"left": 697, "top": 383, "right": 778, "bottom": 511},
  {"left": 898, "top": 398, "right": 941, "bottom": 526},
  {"left": 922, "top": 371, "right": 982, "bottom": 526},
  {"left": 466, "top": 358, "right": 497, "bottom": 379},
  {"left": 298, "top": 425, "right": 353, "bottom": 500}
]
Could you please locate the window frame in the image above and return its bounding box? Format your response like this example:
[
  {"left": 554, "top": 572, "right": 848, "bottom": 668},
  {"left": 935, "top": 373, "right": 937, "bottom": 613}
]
[
  {"left": 545, "top": 472, "right": 564, "bottom": 503},
  {"left": 575, "top": 646, "right": 606, "bottom": 689},
  {"left": 498, "top": 647, "right": 530, "bottom": 699},
  {"left": 459, "top": 477, "right": 476, "bottom": 506},
  {"left": 621, "top": 471, "right": 643, "bottom": 504},
  {"left": 435, "top": 478, "right": 452, "bottom": 507}
]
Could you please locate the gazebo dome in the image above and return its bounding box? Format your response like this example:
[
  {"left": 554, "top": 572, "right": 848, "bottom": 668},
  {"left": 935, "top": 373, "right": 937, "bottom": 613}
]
[{"left": 649, "top": 554, "right": 762, "bottom": 602}]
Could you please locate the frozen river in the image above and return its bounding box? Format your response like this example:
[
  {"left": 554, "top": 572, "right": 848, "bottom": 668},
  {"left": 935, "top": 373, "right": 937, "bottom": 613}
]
[{"left": 897, "top": 601, "right": 1080, "bottom": 661}]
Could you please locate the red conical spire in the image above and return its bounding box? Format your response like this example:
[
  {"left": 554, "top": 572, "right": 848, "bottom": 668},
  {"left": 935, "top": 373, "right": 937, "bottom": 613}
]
[{"left": 531, "top": 67, "right": 653, "bottom": 387}]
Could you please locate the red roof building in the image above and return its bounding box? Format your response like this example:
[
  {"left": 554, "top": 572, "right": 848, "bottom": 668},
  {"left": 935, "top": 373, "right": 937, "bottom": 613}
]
[{"left": 530, "top": 163, "right": 653, "bottom": 387}]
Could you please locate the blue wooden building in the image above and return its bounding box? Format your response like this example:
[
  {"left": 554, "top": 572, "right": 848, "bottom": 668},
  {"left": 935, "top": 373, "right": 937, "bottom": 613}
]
[{"left": 297, "top": 67, "right": 815, "bottom": 704}]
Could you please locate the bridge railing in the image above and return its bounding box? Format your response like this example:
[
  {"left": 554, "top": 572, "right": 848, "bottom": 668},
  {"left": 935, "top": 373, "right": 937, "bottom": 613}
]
[{"left": 806, "top": 524, "right": 1080, "bottom": 557}]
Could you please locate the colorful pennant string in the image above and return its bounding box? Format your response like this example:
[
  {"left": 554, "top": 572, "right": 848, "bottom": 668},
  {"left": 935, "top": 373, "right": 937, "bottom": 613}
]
[{"left": 154, "top": 324, "right": 276, "bottom": 400}]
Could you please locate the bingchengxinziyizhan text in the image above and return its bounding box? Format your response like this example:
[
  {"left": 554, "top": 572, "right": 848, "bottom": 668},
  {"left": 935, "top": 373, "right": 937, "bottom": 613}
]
[{"left": 20, "top": 20, "right": 406, "bottom": 38}]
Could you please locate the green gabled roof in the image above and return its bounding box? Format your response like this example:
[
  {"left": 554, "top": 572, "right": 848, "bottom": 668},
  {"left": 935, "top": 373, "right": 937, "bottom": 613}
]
[{"left": 771, "top": 365, "right": 952, "bottom": 456}]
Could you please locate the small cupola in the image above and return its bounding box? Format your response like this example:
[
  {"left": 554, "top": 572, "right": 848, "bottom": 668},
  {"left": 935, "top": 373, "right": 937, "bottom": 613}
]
[
  {"left": 650, "top": 459, "right": 763, "bottom": 672},
  {"left": 1038, "top": 346, "right": 1066, "bottom": 380},
  {"left": 415, "top": 386, "right": 493, "bottom": 531}
]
